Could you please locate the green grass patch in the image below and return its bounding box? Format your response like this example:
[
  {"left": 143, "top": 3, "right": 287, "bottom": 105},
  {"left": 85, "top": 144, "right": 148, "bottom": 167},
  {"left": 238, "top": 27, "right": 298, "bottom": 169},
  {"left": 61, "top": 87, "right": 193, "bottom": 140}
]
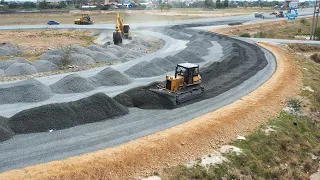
[
  {"left": 163, "top": 113, "right": 320, "bottom": 179},
  {"left": 254, "top": 31, "right": 266, "bottom": 38},
  {"left": 239, "top": 32, "right": 251, "bottom": 37}
]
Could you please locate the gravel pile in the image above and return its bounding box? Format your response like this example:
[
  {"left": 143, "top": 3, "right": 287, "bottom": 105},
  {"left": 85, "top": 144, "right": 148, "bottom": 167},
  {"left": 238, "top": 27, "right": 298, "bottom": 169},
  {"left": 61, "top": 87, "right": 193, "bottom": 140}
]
[
  {"left": 151, "top": 58, "right": 175, "bottom": 71},
  {"left": 175, "top": 50, "right": 206, "bottom": 63},
  {"left": 67, "top": 54, "right": 95, "bottom": 66},
  {"left": 0, "top": 79, "right": 53, "bottom": 104},
  {"left": 87, "top": 45, "right": 106, "bottom": 52},
  {"left": 113, "top": 83, "right": 174, "bottom": 109},
  {"left": 0, "top": 43, "right": 23, "bottom": 56},
  {"left": 92, "top": 51, "right": 119, "bottom": 63},
  {"left": 7, "top": 57, "right": 31, "bottom": 64},
  {"left": 32, "top": 60, "right": 59, "bottom": 72},
  {"left": 160, "top": 29, "right": 190, "bottom": 40},
  {"left": 120, "top": 50, "right": 143, "bottom": 62},
  {"left": 39, "top": 55, "right": 63, "bottom": 66},
  {"left": 4, "top": 63, "right": 38, "bottom": 76},
  {"left": 115, "top": 31, "right": 268, "bottom": 110},
  {"left": 71, "top": 45, "right": 96, "bottom": 58},
  {"left": 185, "top": 46, "right": 209, "bottom": 57},
  {"left": 107, "top": 45, "right": 127, "bottom": 58},
  {"left": 124, "top": 61, "right": 166, "bottom": 78},
  {"left": 89, "top": 67, "right": 132, "bottom": 87},
  {"left": 0, "top": 116, "right": 14, "bottom": 142},
  {"left": 44, "top": 49, "right": 65, "bottom": 56},
  {"left": 10, "top": 93, "right": 129, "bottom": 133},
  {"left": 165, "top": 55, "right": 187, "bottom": 65},
  {"left": 186, "top": 39, "right": 213, "bottom": 49},
  {"left": 50, "top": 74, "right": 96, "bottom": 94},
  {"left": 0, "top": 69, "right": 4, "bottom": 77},
  {"left": 0, "top": 60, "right": 18, "bottom": 70}
]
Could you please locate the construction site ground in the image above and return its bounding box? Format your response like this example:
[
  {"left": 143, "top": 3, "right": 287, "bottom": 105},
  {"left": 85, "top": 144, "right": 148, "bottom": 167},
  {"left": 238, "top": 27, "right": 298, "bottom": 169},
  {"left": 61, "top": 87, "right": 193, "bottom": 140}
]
[
  {"left": 0, "top": 7, "right": 274, "bottom": 26},
  {"left": 213, "top": 17, "right": 317, "bottom": 39},
  {"left": 0, "top": 8, "right": 318, "bottom": 179},
  {"left": 0, "top": 29, "right": 96, "bottom": 61},
  {"left": 0, "top": 42, "right": 303, "bottom": 179}
]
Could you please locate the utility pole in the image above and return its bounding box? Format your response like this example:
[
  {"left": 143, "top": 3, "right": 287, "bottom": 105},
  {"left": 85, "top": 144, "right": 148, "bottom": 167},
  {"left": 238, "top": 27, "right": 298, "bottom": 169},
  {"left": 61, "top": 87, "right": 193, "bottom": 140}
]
[
  {"left": 313, "top": 4, "right": 320, "bottom": 40},
  {"left": 310, "top": 0, "right": 317, "bottom": 40}
]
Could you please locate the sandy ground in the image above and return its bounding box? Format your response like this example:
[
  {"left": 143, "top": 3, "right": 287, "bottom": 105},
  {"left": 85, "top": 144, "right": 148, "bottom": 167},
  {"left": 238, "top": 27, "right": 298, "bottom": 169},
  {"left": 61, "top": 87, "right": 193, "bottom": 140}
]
[
  {"left": 0, "top": 43, "right": 302, "bottom": 179},
  {"left": 0, "top": 8, "right": 273, "bottom": 26},
  {"left": 0, "top": 30, "right": 96, "bottom": 61}
]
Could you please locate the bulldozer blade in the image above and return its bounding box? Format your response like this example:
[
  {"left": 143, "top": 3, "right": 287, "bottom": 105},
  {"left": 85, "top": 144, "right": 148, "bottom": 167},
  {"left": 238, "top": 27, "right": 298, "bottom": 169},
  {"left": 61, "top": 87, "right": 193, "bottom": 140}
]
[
  {"left": 150, "top": 89, "right": 177, "bottom": 106},
  {"left": 176, "top": 85, "right": 204, "bottom": 104}
]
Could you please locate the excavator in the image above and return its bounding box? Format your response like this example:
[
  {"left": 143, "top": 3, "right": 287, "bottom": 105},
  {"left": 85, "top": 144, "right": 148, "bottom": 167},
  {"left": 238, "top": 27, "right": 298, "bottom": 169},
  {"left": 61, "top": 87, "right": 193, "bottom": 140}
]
[
  {"left": 151, "top": 63, "right": 204, "bottom": 106},
  {"left": 113, "top": 13, "right": 131, "bottom": 45},
  {"left": 74, "top": 14, "right": 94, "bottom": 25}
]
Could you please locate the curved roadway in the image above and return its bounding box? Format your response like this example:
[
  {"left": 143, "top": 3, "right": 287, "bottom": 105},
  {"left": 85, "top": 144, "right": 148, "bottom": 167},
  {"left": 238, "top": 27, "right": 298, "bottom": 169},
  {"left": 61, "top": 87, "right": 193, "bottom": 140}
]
[{"left": 0, "top": 9, "right": 316, "bottom": 172}]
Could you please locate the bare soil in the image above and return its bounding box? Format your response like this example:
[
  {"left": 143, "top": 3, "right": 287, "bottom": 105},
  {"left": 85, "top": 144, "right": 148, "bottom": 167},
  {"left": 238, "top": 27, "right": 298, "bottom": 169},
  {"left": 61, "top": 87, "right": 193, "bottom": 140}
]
[
  {"left": 0, "top": 29, "right": 95, "bottom": 61},
  {"left": 0, "top": 8, "right": 272, "bottom": 26},
  {"left": 0, "top": 43, "right": 302, "bottom": 179},
  {"left": 213, "top": 17, "right": 314, "bottom": 39}
]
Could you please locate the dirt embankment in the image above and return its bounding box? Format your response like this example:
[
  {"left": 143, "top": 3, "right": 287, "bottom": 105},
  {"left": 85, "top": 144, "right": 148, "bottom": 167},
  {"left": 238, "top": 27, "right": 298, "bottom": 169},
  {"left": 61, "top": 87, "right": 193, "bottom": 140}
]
[
  {"left": 0, "top": 43, "right": 302, "bottom": 179},
  {"left": 213, "top": 17, "right": 313, "bottom": 39}
]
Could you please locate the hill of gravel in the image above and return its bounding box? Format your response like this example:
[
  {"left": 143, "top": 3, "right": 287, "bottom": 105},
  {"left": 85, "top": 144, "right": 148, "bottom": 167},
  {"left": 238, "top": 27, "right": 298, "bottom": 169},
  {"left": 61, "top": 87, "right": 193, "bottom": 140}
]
[
  {"left": 0, "top": 116, "right": 14, "bottom": 142},
  {"left": 9, "top": 93, "right": 129, "bottom": 134},
  {"left": 0, "top": 79, "right": 53, "bottom": 104},
  {"left": 115, "top": 30, "right": 268, "bottom": 110}
]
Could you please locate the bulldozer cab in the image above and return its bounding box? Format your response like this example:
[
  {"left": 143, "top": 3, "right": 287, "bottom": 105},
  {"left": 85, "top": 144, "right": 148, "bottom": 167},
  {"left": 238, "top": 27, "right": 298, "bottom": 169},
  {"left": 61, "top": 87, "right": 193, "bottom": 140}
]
[{"left": 175, "top": 63, "right": 199, "bottom": 85}]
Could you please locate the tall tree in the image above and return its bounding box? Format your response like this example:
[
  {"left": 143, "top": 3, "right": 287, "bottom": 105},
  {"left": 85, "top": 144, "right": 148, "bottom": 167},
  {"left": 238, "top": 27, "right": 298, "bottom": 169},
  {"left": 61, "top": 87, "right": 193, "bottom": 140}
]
[
  {"left": 216, "top": 0, "right": 222, "bottom": 9},
  {"left": 244, "top": 0, "right": 248, "bottom": 9},
  {"left": 204, "top": 0, "right": 213, "bottom": 8},
  {"left": 223, "top": 0, "right": 228, "bottom": 8}
]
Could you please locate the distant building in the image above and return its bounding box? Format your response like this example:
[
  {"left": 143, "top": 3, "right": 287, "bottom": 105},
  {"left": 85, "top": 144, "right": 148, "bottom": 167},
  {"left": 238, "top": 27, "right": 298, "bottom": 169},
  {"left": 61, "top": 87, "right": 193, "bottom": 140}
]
[
  {"left": 289, "top": 2, "right": 299, "bottom": 8},
  {"left": 284, "top": 0, "right": 298, "bottom": 8}
]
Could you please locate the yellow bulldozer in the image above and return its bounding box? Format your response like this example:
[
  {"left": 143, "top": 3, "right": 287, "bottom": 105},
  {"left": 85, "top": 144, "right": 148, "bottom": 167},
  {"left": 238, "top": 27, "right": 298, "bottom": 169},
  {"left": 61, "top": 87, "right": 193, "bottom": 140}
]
[
  {"left": 151, "top": 63, "right": 204, "bottom": 105},
  {"left": 113, "top": 13, "right": 131, "bottom": 45},
  {"left": 74, "top": 14, "right": 94, "bottom": 25}
]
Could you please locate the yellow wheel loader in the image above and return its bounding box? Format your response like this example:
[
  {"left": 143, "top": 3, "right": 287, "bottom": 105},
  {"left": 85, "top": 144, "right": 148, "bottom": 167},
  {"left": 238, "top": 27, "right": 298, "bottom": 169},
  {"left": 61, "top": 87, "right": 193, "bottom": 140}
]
[
  {"left": 151, "top": 63, "right": 204, "bottom": 105},
  {"left": 74, "top": 14, "right": 94, "bottom": 25},
  {"left": 113, "top": 13, "right": 131, "bottom": 45}
]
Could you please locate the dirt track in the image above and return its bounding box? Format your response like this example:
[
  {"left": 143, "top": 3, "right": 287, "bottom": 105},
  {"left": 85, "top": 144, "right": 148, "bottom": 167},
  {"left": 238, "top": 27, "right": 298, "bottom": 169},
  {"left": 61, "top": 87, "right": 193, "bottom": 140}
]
[{"left": 0, "top": 43, "right": 302, "bottom": 179}]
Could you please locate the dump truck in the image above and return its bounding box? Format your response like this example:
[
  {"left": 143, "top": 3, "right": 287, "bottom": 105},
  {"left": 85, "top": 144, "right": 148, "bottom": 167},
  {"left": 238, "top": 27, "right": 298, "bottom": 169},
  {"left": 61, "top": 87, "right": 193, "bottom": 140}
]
[
  {"left": 113, "top": 13, "right": 131, "bottom": 45},
  {"left": 74, "top": 14, "right": 94, "bottom": 25},
  {"left": 150, "top": 63, "right": 204, "bottom": 105}
]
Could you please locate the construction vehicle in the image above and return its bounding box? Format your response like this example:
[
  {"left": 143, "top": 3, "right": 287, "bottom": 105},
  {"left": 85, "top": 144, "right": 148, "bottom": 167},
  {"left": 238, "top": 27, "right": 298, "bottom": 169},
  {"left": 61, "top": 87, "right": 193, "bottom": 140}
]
[
  {"left": 150, "top": 63, "right": 204, "bottom": 105},
  {"left": 113, "top": 13, "right": 131, "bottom": 45},
  {"left": 74, "top": 14, "right": 94, "bottom": 25},
  {"left": 276, "top": 11, "right": 284, "bottom": 17}
]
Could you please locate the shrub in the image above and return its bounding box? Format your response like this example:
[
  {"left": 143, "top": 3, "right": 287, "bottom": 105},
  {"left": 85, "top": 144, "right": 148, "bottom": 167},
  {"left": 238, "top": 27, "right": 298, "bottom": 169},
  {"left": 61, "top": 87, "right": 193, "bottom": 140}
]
[
  {"left": 239, "top": 33, "right": 250, "bottom": 37},
  {"left": 310, "top": 53, "right": 320, "bottom": 63},
  {"left": 300, "top": 18, "right": 307, "bottom": 25},
  {"left": 286, "top": 98, "right": 302, "bottom": 113},
  {"left": 254, "top": 32, "right": 266, "bottom": 38}
]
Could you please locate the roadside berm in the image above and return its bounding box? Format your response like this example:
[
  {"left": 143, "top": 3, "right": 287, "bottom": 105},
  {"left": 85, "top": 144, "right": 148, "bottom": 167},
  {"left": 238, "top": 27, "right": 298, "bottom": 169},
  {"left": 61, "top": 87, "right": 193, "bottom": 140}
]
[{"left": 0, "top": 42, "right": 303, "bottom": 179}]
